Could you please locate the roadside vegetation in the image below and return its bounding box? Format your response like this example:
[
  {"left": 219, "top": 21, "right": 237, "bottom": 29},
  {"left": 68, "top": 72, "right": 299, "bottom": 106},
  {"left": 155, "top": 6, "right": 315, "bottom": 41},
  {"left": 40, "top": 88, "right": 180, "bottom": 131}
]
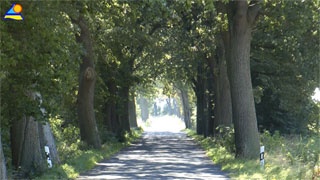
[
  {"left": 187, "top": 128, "right": 320, "bottom": 180},
  {"left": 35, "top": 124, "right": 143, "bottom": 180},
  {"left": 0, "top": 0, "right": 319, "bottom": 179}
]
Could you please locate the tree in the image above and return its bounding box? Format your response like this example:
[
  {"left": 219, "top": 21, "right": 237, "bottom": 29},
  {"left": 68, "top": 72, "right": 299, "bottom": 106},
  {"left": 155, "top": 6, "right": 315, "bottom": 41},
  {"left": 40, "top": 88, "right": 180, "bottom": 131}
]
[
  {"left": 10, "top": 92, "right": 60, "bottom": 175},
  {"left": 70, "top": 7, "right": 101, "bottom": 149},
  {"left": 193, "top": 60, "right": 207, "bottom": 135},
  {"left": 251, "top": 0, "right": 320, "bottom": 134},
  {"left": 224, "top": 0, "right": 262, "bottom": 159},
  {"left": 0, "top": 133, "right": 7, "bottom": 180},
  {"left": 138, "top": 95, "right": 150, "bottom": 122},
  {"left": 177, "top": 83, "right": 192, "bottom": 129},
  {"left": 128, "top": 93, "right": 138, "bottom": 128},
  {"left": 94, "top": 0, "right": 169, "bottom": 139},
  {"left": 0, "top": 1, "right": 72, "bottom": 174},
  {"left": 209, "top": 37, "right": 233, "bottom": 131}
]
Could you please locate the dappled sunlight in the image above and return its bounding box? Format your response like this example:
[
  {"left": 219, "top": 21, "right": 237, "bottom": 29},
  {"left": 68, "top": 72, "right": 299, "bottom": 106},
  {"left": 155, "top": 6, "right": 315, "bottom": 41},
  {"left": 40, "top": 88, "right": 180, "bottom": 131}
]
[
  {"left": 78, "top": 131, "right": 229, "bottom": 180},
  {"left": 143, "top": 115, "right": 186, "bottom": 132}
]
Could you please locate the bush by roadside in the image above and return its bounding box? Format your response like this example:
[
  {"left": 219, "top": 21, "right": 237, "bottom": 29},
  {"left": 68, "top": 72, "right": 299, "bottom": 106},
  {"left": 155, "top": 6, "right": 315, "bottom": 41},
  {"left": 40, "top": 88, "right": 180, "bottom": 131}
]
[{"left": 186, "top": 128, "right": 319, "bottom": 180}]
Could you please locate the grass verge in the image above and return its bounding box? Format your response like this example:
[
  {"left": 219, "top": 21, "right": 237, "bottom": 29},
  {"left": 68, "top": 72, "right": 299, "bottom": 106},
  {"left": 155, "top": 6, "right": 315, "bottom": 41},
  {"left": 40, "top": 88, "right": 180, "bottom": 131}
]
[
  {"left": 35, "top": 128, "right": 143, "bottom": 180},
  {"left": 186, "top": 129, "right": 320, "bottom": 180}
]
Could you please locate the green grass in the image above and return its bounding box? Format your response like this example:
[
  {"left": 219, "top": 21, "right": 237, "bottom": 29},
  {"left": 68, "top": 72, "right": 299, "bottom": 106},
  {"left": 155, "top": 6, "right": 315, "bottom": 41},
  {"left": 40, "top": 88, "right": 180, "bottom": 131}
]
[
  {"left": 186, "top": 129, "right": 320, "bottom": 180},
  {"left": 35, "top": 128, "right": 143, "bottom": 180}
]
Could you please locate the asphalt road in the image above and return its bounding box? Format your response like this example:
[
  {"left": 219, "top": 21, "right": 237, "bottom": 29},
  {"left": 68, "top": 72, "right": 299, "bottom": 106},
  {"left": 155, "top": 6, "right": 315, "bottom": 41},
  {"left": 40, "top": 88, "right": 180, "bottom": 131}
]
[{"left": 78, "top": 131, "right": 230, "bottom": 180}]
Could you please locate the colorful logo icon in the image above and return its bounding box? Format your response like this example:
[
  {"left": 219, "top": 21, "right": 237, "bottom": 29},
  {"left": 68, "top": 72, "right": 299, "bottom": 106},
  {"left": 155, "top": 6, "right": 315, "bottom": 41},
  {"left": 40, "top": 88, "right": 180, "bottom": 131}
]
[{"left": 3, "top": 3, "right": 24, "bottom": 21}]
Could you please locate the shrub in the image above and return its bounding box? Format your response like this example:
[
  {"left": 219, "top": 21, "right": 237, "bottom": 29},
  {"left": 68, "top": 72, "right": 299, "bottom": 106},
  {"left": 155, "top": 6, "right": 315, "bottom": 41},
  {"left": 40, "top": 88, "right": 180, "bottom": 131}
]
[{"left": 187, "top": 128, "right": 320, "bottom": 180}]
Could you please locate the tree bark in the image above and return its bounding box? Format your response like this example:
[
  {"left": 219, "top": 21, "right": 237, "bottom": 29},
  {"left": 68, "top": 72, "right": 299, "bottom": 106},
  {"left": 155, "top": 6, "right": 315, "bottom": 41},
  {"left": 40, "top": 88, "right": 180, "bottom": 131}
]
[
  {"left": 0, "top": 133, "right": 7, "bottom": 180},
  {"left": 212, "top": 37, "right": 233, "bottom": 133},
  {"left": 10, "top": 92, "right": 59, "bottom": 175},
  {"left": 226, "top": 0, "right": 261, "bottom": 159},
  {"left": 39, "top": 122, "right": 60, "bottom": 164},
  {"left": 153, "top": 103, "right": 158, "bottom": 116},
  {"left": 129, "top": 94, "right": 138, "bottom": 128},
  {"left": 166, "top": 98, "right": 174, "bottom": 115},
  {"left": 73, "top": 14, "right": 101, "bottom": 149},
  {"left": 173, "top": 98, "right": 181, "bottom": 118},
  {"left": 196, "top": 88, "right": 207, "bottom": 136},
  {"left": 194, "top": 62, "right": 206, "bottom": 135},
  {"left": 179, "top": 87, "right": 191, "bottom": 129},
  {"left": 103, "top": 75, "right": 118, "bottom": 134},
  {"left": 139, "top": 96, "right": 149, "bottom": 122},
  {"left": 206, "top": 70, "right": 215, "bottom": 137},
  {"left": 110, "top": 103, "right": 121, "bottom": 138},
  {"left": 11, "top": 116, "right": 46, "bottom": 175},
  {"left": 35, "top": 92, "right": 60, "bottom": 165},
  {"left": 117, "top": 86, "right": 131, "bottom": 140},
  {"left": 103, "top": 102, "right": 113, "bottom": 132}
]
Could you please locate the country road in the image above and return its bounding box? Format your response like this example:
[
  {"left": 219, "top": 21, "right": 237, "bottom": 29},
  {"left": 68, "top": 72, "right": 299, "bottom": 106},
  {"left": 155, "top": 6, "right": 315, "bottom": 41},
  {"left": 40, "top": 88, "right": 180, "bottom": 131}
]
[{"left": 78, "top": 129, "right": 230, "bottom": 180}]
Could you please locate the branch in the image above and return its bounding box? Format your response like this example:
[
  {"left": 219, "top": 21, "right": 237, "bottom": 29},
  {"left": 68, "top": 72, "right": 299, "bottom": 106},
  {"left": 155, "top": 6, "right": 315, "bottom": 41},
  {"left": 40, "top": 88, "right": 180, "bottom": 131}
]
[
  {"left": 191, "top": 78, "right": 197, "bottom": 92},
  {"left": 149, "top": 23, "right": 162, "bottom": 36},
  {"left": 69, "top": 16, "right": 78, "bottom": 24},
  {"left": 248, "top": 0, "right": 263, "bottom": 25}
]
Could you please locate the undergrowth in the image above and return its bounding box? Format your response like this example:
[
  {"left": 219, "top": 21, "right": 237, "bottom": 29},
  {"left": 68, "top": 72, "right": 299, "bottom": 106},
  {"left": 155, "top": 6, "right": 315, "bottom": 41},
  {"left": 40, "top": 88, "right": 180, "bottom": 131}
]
[
  {"left": 35, "top": 118, "right": 143, "bottom": 180},
  {"left": 186, "top": 128, "right": 320, "bottom": 180}
]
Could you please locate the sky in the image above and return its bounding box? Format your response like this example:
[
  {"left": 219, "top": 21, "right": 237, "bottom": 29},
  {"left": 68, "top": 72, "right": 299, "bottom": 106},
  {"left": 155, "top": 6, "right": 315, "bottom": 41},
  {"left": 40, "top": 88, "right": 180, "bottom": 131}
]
[{"left": 312, "top": 88, "right": 320, "bottom": 102}]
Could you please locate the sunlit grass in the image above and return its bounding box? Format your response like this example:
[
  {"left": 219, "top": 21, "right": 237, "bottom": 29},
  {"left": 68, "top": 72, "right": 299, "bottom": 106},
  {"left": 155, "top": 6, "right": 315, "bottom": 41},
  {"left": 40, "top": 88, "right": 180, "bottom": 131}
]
[
  {"left": 36, "top": 128, "right": 143, "bottom": 180},
  {"left": 186, "top": 129, "right": 320, "bottom": 180}
]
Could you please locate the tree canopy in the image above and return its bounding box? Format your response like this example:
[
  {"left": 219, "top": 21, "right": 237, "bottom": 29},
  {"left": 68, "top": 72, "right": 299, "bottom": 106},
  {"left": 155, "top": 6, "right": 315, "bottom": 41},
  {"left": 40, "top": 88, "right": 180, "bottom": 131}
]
[{"left": 0, "top": 0, "right": 319, "bottom": 178}]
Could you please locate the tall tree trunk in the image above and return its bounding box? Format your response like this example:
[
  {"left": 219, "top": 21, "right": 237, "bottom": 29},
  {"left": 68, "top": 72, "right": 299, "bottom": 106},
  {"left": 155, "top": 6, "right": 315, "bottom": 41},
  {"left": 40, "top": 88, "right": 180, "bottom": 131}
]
[
  {"left": 202, "top": 68, "right": 213, "bottom": 137},
  {"left": 206, "top": 70, "right": 215, "bottom": 137},
  {"left": 111, "top": 103, "right": 121, "bottom": 138},
  {"left": 118, "top": 86, "right": 131, "bottom": 136},
  {"left": 39, "top": 122, "right": 60, "bottom": 164},
  {"left": 10, "top": 118, "right": 25, "bottom": 170},
  {"left": 139, "top": 96, "right": 149, "bottom": 122},
  {"left": 179, "top": 87, "right": 191, "bottom": 129},
  {"left": 11, "top": 92, "right": 59, "bottom": 175},
  {"left": 195, "top": 88, "right": 205, "bottom": 135},
  {"left": 129, "top": 94, "right": 138, "bottom": 128},
  {"left": 166, "top": 98, "right": 174, "bottom": 115},
  {"left": 11, "top": 116, "right": 46, "bottom": 175},
  {"left": 211, "top": 37, "right": 233, "bottom": 133},
  {"left": 104, "top": 76, "right": 118, "bottom": 134},
  {"left": 0, "top": 133, "right": 7, "bottom": 180},
  {"left": 173, "top": 98, "right": 181, "bottom": 118},
  {"left": 153, "top": 103, "right": 158, "bottom": 116},
  {"left": 194, "top": 63, "right": 206, "bottom": 135},
  {"left": 73, "top": 14, "right": 101, "bottom": 149},
  {"left": 226, "top": 0, "right": 261, "bottom": 159},
  {"left": 103, "top": 102, "right": 113, "bottom": 132},
  {"left": 35, "top": 92, "right": 60, "bottom": 164}
]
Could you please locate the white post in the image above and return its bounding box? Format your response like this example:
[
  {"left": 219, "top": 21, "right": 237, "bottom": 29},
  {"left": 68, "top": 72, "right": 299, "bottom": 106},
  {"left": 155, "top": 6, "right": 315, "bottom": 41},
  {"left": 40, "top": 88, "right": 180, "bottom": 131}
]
[
  {"left": 44, "top": 146, "right": 52, "bottom": 168},
  {"left": 260, "top": 146, "right": 264, "bottom": 169}
]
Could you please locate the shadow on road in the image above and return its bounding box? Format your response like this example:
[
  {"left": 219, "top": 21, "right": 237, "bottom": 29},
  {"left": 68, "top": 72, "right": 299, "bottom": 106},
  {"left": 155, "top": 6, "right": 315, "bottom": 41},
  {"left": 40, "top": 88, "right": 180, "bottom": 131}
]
[{"left": 78, "top": 131, "right": 229, "bottom": 179}]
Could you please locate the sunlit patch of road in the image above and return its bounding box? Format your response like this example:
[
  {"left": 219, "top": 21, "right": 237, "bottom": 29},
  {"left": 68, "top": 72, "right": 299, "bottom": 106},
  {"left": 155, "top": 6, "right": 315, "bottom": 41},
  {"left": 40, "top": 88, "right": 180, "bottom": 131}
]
[{"left": 78, "top": 115, "right": 229, "bottom": 180}]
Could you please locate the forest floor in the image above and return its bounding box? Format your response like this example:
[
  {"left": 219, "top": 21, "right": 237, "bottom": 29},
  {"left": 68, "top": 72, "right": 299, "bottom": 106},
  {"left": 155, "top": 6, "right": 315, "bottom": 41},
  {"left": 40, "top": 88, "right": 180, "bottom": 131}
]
[{"left": 77, "top": 116, "right": 230, "bottom": 179}]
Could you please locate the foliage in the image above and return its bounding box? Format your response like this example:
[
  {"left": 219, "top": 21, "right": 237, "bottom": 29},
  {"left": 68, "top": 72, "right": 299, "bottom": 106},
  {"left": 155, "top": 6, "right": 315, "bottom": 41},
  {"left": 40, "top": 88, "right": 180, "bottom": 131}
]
[
  {"left": 187, "top": 129, "right": 320, "bottom": 179},
  {"left": 0, "top": 1, "right": 80, "bottom": 176},
  {"left": 252, "top": 0, "right": 320, "bottom": 134},
  {"left": 0, "top": 0, "right": 319, "bottom": 178}
]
